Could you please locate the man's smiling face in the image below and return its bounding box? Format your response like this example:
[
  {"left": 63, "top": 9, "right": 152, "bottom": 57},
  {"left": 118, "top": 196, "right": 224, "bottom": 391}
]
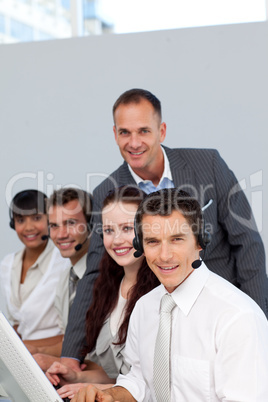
[
  {"left": 113, "top": 99, "right": 166, "bottom": 178},
  {"left": 142, "top": 210, "right": 201, "bottom": 293},
  {"left": 48, "top": 199, "right": 89, "bottom": 265}
]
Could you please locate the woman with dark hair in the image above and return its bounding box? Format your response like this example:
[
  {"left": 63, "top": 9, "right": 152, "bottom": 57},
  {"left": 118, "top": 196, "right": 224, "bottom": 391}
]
[
  {"left": 46, "top": 186, "right": 159, "bottom": 400},
  {"left": 0, "top": 189, "right": 69, "bottom": 346}
]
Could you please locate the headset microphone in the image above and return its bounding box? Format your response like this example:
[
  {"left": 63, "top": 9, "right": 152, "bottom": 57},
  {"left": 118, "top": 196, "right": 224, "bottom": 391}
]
[
  {"left": 191, "top": 259, "right": 202, "bottom": 269},
  {"left": 134, "top": 250, "right": 143, "bottom": 258},
  {"left": 191, "top": 237, "right": 210, "bottom": 269},
  {"left": 74, "top": 244, "right": 82, "bottom": 252},
  {"left": 74, "top": 234, "right": 90, "bottom": 252},
  {"left": 41, "top": 235, "right": 49, "bottom": 241}
]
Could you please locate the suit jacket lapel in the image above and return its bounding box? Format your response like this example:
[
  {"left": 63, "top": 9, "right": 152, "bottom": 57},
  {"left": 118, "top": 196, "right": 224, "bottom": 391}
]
[
  {"left": 164, "top": 146, "right": 198, "bottom": 198},
  {"left": 118, "top": 162, "right": 137, "bottom": 186}
]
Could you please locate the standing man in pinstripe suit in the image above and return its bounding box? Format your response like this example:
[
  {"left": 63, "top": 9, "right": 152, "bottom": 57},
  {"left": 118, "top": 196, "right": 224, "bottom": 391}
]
[{"left": 60, "top": 89, "right": 267, "bottom": 371}]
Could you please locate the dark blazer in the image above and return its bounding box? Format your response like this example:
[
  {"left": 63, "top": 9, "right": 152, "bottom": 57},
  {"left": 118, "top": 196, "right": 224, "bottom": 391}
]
[{"left": 62, "top": 147, "right": 267, "bottom": 360}]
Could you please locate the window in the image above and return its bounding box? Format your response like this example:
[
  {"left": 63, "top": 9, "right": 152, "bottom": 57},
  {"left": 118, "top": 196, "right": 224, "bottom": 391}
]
[
  {"left": 0, "top": 14, "right": 5, "bottom": 34},
  {"left": 10, "top": 19, "right": 34, "bottom": 41},
  {"left": 0, "top": 0, "right": 266, "bottom": 44}
]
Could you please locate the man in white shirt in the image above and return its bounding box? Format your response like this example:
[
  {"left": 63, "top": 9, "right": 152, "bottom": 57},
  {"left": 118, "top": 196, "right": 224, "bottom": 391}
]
[
  {"left": 62, "top": 88, "right": 267, "bottom": 373},
  {"left": 32, "top": 188, "right": 92, "bottom": 371},
  {"left": 72, "top": 188, "right": 268, "bottom": 402}
]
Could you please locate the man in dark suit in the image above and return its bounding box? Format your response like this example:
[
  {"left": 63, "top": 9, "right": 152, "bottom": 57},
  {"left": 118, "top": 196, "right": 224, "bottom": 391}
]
[{"left": 60, "top": 89, "right": 267, "bottom": 371}]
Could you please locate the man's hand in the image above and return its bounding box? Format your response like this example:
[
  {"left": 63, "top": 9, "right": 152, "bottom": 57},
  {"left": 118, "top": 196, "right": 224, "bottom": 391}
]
[
  {"left": 70, "top": 385, "right": 135, "bottom": 402},
  {"left": 58, "top": 382, "right": 115, "bottom": 400},
  {"left": 60, "top": 357, "right": 86, "bottom": 372},
  {"left": 46, "top": 361, "right": 79, "bottom": 387},
  {"left": 56, "top": 382, "right": 88, "bottom": 400},
  {"left": 70, "top": 384, "right": 116, "bottom": 402}
]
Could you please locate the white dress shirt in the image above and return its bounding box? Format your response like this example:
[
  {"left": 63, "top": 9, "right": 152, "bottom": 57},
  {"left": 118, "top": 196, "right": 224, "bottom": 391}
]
[
  {"left": 11, "top": 240, "right": 56, "bottom": 308},
  {"left": 116, "top": 263, "right": 268, "bottom": 401},
  {"left": 0, "top": 240, "right": 69, "bottom": 340},
  {"left": 128, "top": 146, "right": 174, "bottom": 193},
  {"left": 54, "top": 253, "right": 87, "bottom": 333}
]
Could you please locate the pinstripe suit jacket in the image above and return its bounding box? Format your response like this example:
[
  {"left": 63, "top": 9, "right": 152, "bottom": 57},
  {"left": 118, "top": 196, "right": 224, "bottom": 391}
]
[{"left": 62, "top": 147, "right": 267, "bottom": 360}]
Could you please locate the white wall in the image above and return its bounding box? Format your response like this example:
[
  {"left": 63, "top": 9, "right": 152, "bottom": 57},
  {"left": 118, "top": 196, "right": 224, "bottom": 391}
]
[{"left": 0, "top": 21, "right": 267, "bottom": 261}]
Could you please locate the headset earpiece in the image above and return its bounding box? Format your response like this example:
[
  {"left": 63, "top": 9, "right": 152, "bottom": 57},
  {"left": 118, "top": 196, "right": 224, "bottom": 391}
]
[
  {"left": 9, "top": 215, "right": 15, "bottom": 230},
  {"left": 132, "top": 216, "right": 144, "bottom": 258},
  {"left": 9, "top": 199, "right": 15, "bottom": 230},
  {"left": 198, "top": 218, "right": 211, "bottom": 250},
  {"left": 192, "top": 218, "right": 211, "bottom": 269}
]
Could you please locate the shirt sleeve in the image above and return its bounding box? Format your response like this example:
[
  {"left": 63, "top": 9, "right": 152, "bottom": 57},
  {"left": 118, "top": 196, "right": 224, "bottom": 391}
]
[
  {"left": 214, "top": 308, "right": 268, "bottom": 401},
  {"left": 115, "top": 304, "right": 150, "bottom": 402},
  {"left": 0, "top": 255, "right": 16, "bottom": 325}
]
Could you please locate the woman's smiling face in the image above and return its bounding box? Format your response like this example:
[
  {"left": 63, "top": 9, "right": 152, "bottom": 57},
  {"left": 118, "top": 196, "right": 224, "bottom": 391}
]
[{"left": 102, "top": 201, "right": 143, "bottom": 270}]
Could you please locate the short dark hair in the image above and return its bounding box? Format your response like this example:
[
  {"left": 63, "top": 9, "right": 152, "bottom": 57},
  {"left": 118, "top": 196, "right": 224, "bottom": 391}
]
[
  {"left": 135, "top": 188, "right": 203, "bottom": 245},
  {"left": 10, "top": 189, "right": 47, "bottom": 218},
  {"left": 47, "top": 188, "right": 92, "bottom": 224},
  {"left": 112, "top": 88, "right": 162, "bottom": 123}
]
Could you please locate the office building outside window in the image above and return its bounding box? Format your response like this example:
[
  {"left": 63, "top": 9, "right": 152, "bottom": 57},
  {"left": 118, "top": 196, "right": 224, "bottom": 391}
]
[
  {"left": 0, "top": 0, "right": 113, "bottom": 44},
  {"left": 0, "top": 0, "right": 266, "bottom": 44}
]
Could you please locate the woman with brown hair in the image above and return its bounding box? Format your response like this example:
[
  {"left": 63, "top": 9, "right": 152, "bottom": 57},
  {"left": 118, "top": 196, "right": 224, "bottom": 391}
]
[{"left": 46, "top": 186, "right": 159, "bottom": 400}]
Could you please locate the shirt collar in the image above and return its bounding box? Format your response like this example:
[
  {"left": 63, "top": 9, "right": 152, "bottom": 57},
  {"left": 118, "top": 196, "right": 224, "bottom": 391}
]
[
  {"left": 158, "top": 263, "right": 210, "bottom": 316},
  {"left": 127, "top": 146, "right": 173, "bottom": 186},
  {"left": 72, "top": 253, "right": 87, "bottom": 279},
  {"left": 17, "top": 239, "right": 54, "bottom": 274},
  {"left": 35, "top": 240, "right": 54, "bottom": 274}
]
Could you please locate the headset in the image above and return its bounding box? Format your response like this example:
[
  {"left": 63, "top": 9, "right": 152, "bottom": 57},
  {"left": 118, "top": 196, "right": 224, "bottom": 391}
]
[
  {"left": 74, "top": 221, "right": 92, "bottom": 252},
  {"left": 192, "top": 218, "right": 211, "bottom": 268},
  {"left": 132, "top": 218, "right": 144, "bottom": 258},
  {"left": 9, "top": 190, "right": 47, "bottom": 230},
  {"left": 132, "top": 212, "right": 211, "bottom": 267},
  {"left": 197, "top": 218, "right": 212, "bottom": 251}
]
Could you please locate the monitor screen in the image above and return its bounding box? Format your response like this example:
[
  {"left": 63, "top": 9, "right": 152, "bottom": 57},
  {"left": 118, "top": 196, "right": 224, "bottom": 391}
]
[{"left": 0, "top": 312, "right": 63, "bottom": 402}]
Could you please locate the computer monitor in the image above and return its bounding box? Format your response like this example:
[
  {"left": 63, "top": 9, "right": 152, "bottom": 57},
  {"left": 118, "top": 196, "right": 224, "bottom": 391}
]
[{"left": 0, "top": 312, "right": 63, "bottom": 402}]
